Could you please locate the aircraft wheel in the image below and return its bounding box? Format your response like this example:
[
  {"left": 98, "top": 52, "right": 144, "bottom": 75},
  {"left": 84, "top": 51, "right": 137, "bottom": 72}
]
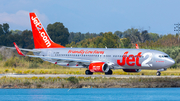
[
  {"left": 156, "top": 71, "right": 161, "bottom": 76},
  {"left": 105, "top": 69, "right": 113, "bottom": 75},
  {"left": 85, "top": 70, "right": 93, "bottom": 75}
]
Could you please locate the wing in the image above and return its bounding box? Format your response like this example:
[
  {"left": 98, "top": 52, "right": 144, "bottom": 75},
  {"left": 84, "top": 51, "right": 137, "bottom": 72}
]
[
  {"left": 13, "top": 42, "right": 114, "bottom": 68},
  {"left": 13, "top": 42, "right": 91, "bottom": 67}
]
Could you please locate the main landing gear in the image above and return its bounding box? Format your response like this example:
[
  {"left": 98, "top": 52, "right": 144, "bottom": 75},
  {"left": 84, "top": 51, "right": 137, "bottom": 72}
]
[
  {"left": 105, "top": 69, "right": 113, "bottom": 75},
  {"left": 85, "top": 69, "right": 113, "bottom": 75},
  {"left": 85, "top": 70, "right": 93, "bottom": 75}
]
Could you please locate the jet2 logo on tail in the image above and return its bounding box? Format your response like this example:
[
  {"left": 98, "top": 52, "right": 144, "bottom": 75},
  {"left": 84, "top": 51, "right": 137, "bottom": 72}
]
[
  {"left": 117, "top": 51, "right": 152, "bottom": 67},
  {"left": 31, "top": 17, "right": 42, "bottom": 30},
  {"left": 31, "top": 16, "right": 51, "bottom": 47}
]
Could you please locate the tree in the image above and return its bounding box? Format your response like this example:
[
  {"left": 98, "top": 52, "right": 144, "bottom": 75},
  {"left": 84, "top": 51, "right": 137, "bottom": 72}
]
[
  {"left": 3, "top": 23, "right": 10, "bottom": 34},
  {"left": 0, "top": 24, "right": 4, "bottom": 35},
  {"left": 20, "top": 30, "right": 34, "bottom": 48},
  {"left": 11, "top": 30, "right": 22, "bottom": 35},
  {"left": 121, "top": 38, "right": 132, "bottom": 48},
  {"left": 47, "top": 22, "right": 69, "bottom": 46},
  {"left": 123, "top": 28, "right": 141, "bottom": 43},
  {"left": 114, "top": 31, "right": 123, "bottom": 38},
  {"left": 0, "top": 23, "right": 12, "bottom": 46},
  {"left": 102, "top": 32, "right": 119, "bottom": 48},
  {"left": 149, "top": 33, "right": 159, "bottom": 42},
  {"left": 140, "top": 30, "right": 150, "bottom": 43}
]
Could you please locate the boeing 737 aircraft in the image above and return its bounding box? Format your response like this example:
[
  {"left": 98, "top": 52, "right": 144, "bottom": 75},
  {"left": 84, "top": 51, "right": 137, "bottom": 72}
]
[{"left": 13, "top": 12, "right": 175, "bottom": 76}]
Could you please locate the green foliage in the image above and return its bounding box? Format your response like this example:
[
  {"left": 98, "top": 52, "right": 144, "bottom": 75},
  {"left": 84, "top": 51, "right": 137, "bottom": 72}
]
[
  {"left": 47, "top": 22, "right": 69, "bottom": 46},
  {"left": 67, "top": 77, "right": 79, "bottom": 84},
  {"left": 0, "top": 26, "right": 33, "bottom": 48},
  {"left": 175, "top": 53, "right": 180, "bottom": 64},
  {"left": 28, "top": 62, "right": 39, "bottom": 68},
  {"left": 170, "top": 63, "right": 177, "bottom": 69},
  {"left": 67, "top": 32, "right": 119, "bottom": 48},
  {"left": 24, "top": 81, "right": 31, "bottom": 86},
  {"left": 11, "top": 30, "right": 22, "bottom": 35},
  {"left": 25, "top": 52, "right": 43, "bottom": 63},
  {"left": 0, "top": 53, "right": 3, "bottom": 61},
  {"left": 4, "top": 69, "right": 9, "bottom": 73},
  {"left": 16, "top": 70, "right": 22, "bottom": 74},
  {"left": 36, "top": 84, "right": 42, "bottom": 88},
  {"left": 19, "top": 30, "right": 34, "bottom": 49},
  {"left": 102, "top": 32, "right": 119, "bottom": 48},
  {"left": 4, "top": 57, "right": 21, "bottom": 67},
  {"left": 149, "top": 33, "right": 159, "bottom": 42},
  {"left": 2, "top": 23, "right": 10, "bottom": 34},
  {"left": 68, "top": 32, "right": 102, "bottom": 44},
  {"left": 120, "top": 38, "right": 132, "bottom": 48}
]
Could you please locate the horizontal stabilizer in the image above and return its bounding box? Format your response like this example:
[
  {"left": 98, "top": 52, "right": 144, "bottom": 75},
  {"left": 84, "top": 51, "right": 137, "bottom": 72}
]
[{"left": 6, "top": 47, "right": 41, "bottom": 52}]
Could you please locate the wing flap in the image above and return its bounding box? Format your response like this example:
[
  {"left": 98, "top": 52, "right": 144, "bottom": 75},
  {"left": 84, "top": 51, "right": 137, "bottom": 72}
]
[{"left": 28, "top": 55, "right": 91, "bottom": 63}]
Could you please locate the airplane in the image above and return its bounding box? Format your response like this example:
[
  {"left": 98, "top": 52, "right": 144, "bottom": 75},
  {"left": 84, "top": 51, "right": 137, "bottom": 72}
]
[{"left": 13, "top": 12, "right": 175, "bottom": 76}]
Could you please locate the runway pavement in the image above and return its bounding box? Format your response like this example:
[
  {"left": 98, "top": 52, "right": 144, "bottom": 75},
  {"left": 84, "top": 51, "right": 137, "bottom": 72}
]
[{"left": 0, "top": 74, "right": 179, "bottom": 78}]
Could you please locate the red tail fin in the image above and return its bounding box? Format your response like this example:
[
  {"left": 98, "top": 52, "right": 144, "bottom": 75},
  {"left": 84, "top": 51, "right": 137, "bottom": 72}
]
[{"left": 29, "top": 13, "right": 65, "bottom": 49}]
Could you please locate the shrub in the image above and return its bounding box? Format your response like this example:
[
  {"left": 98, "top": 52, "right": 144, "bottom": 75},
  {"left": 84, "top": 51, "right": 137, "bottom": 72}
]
[
  {"left": 44, "top": 70, "right": 48, "bottom": 74},
  {"left": 4, "top": 69, "right": 9, "bottom": 73},
  {"left": 170, "top": 63, "right": 177, "bottom": 69},
  {"left": 25, "top": 52, "right": 44, "bottom": 63},
  {"left": 36, "top": 84, "right": 42, "bottom": 88},
  {"left": 24, "top": 70, "right": 30, "bottom": 74},
  {"left": 29, "top": 62, "right": 39, "bottom": 68},
  {"left": 31, "top": 70, "right": 35, "bottom": 74},
  {"left": 24, "top": 81, "right": 31, "bottom": 86},
  {"left": 4, "top": 57, "right": 20, "bottom": 67},
  {"left": 40, "top": 70, "right": 45, "bottom": 74},
  {"left": 53, "top": 71, "right": 57, "bottom": 74},
  {"left": 67, "top": 77, "right": 79, "bottom": 84},
  {"left": 16, "top": 70, "right": 22, "bottom": 74},
  {"left": 12, "top": 68, "right": 15, "bottom": 72},
  {"left": 0, "top": 53, "right": 3, "bottom": 61}
]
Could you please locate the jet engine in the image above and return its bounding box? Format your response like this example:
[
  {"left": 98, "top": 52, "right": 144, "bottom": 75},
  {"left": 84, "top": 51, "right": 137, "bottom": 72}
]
[
  {"left": 89, "top": 62, "right": 109, "bottom": 72},
  {"left": 123, "top": 69, "right": 141, "bottom": 72}
]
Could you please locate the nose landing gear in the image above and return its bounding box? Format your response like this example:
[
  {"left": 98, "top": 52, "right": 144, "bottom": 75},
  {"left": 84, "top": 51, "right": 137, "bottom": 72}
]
[
  {"left": 156, "top": 68, "right": 166, "bottom": 76},
  {"left": 156, "top": 71, "right": 161, "bottom": 76}
]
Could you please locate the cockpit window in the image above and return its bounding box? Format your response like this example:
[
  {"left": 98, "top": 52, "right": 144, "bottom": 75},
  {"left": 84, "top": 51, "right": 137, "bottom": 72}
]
[
  {"left": 164, "top": 55, "right": 169, "bottom": 58},
  {"left": 159, "top": 55, "right": 169, "bottom": 58}
]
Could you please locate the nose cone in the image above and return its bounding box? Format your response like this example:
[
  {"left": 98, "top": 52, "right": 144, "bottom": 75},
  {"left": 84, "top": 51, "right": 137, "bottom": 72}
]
[{"left": 168, "top": 58, "right": 175, "bottom": 67}]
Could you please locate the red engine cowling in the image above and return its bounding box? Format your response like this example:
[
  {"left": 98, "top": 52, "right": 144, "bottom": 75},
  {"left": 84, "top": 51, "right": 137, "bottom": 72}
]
[
  {"left": 123, "top": 69, "right": 141, "bottom": 72},
  {"left": 89, "top": 62, "right": 109, "bottom": 72}
]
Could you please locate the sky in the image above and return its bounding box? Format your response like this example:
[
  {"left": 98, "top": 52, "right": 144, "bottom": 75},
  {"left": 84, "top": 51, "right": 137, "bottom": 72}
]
[{"left": 0, "top": 0, "right": 180, "bottom": 35}]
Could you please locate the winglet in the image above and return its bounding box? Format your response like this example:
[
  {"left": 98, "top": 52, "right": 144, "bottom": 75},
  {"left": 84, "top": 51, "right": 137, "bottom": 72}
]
[
  {"left": 135, "top": 44, "right": 139, "bottom": 49},
  {"left": 13, "top": 42, "right": 25, "bottom": 56}
]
